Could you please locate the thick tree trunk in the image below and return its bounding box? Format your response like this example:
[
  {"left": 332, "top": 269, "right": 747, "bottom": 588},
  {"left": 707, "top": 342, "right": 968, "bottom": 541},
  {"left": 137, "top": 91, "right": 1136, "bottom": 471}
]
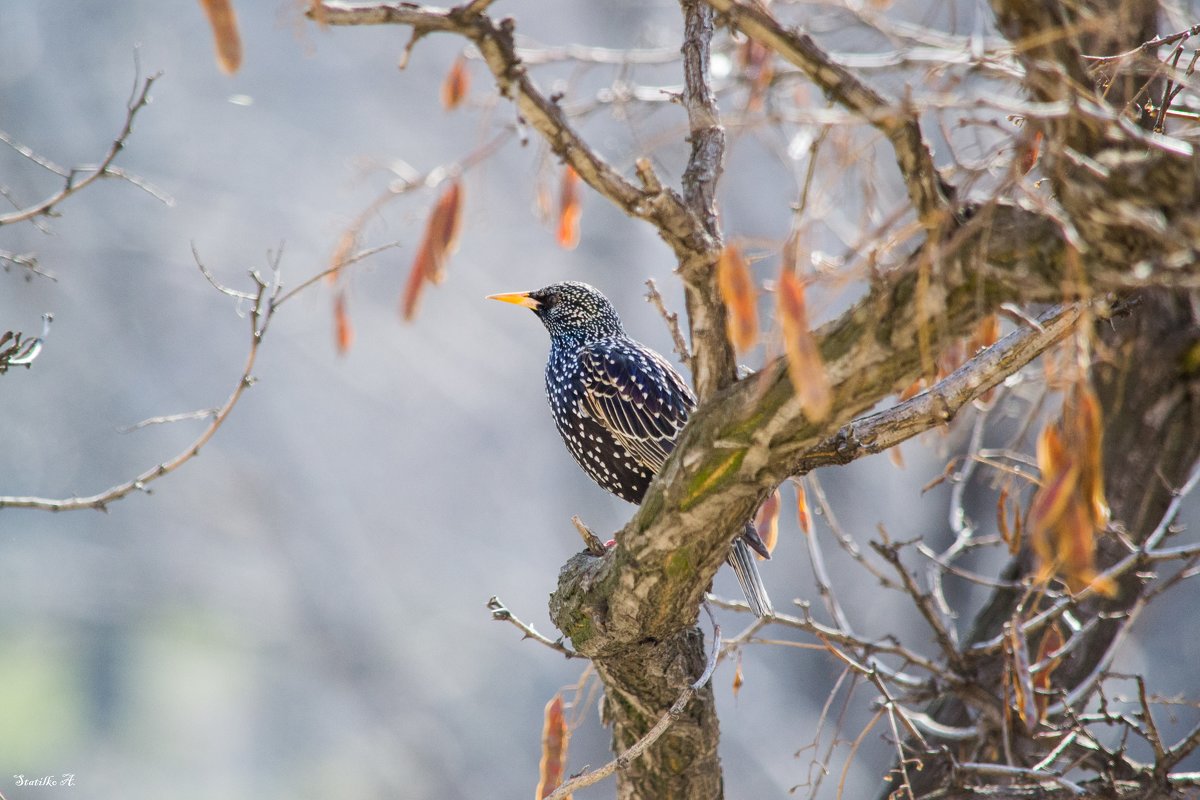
[
  {"left": 550, "top": 553, "right": 728, "bottom": 800},
  {"left": 596, "top": 629, "right": 722, "bottom": 800}
]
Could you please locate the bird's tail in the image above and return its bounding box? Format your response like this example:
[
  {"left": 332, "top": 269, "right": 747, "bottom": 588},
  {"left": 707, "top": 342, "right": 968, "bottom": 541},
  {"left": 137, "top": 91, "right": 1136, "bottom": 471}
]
[{"left": 727, "top": 534, "right": 774, "bottom": 618}]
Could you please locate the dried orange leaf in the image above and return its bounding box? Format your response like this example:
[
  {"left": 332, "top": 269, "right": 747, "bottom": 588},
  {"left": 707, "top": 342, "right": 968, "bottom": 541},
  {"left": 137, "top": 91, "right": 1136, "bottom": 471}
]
[
  {"left": 402, "top": 180, "right": 464, "bottom": 317},
  {"left": 425, "top": 181, "right": 464, "bottom": 284},
  {"left": 732, "top": 659, "right": 745, "bottom": 699},
  {"left": 198, "top": 0, "right": 242, "bottom": 75},
  {"left": 1034, "top": 623, "right": 1065, "bottom": 669},
  {"left": 792, "top": 477, "right": 812, "bottom": 536},
  {"left": 1037, "top": 422, "right": 1068, "bottom": 478},
  {"left": 754, "top": 489, "right": 781, "bottom": 557},
  {"left": 777, "top": 268, "right": 832, "bottom": 421},
  {"left": 997, "top": 486, "right": 1023, "bottom": 555},
  {"left": 536, "top": 693, "right": 570, "bottom": 800},
  {"left": 1072, "top": 383, "right": 1110, "bottom": 529},
  {"left": 888, "top": 444, "right": 905, "bottom": 469},
  {"left": 1008, "top": 624, "right": 1037, "bottom": 729},
  {"left": 333, "top": 291, "right": 354, "bottom": 354},
  {"left": 1019, "top": 130, "right": 1044, "bottom": 175},
  {"left": 400, "top": 253, "right": 426, "bottom": 322},
  {"left": 1032, "top": 623, "right": 1064, "bottom": 721},
  {"left": 718, "top": 244, "right": 758, "bottom": 351},
  {"left": 557, "top": 165, "right": 582, "bottom": 250},
  {"left": 1029, "top": 457, "right": 1080, "bottom": 571},
  {"left": 997, "top": 487, "right": 1011, "bottom": 545},
  {"left": 441, "top": 55, "right": 470, "bottom": 110},
  {"left": 1013, "top": 502, "right": 1024, "bottom": 556},
  {"left": 1028, "top": 380, "right": 1115, "bottom": 597}
]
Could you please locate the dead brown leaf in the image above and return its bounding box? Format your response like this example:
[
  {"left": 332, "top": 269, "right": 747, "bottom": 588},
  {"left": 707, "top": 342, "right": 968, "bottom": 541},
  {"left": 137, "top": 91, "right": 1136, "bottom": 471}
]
[
  {"left": 754, "top": 488, "right": 781, "bottom": 557},
  {"left": 536, "top": 692, "right": 570, "bottom": 800},
  {"left": 198, "top": 0, "right": 242, "bottom": 74},
  {"left": 778, "top": 267, "right": 831, "bottom": 421},
  {"left": 441, "top": 55, "right": 470, "bottom": 110},
  {"left": 334, "top": 290, "right": 354, "bottom": 354},
  {"left": 717, "top": 244, "right": 758, "bottom": 352},
  {"left": 557, "top": 165, "right": 581, "bottom": 250}
]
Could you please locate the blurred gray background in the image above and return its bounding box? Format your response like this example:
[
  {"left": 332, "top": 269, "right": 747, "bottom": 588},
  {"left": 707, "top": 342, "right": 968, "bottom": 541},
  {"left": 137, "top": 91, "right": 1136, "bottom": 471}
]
[{"left": 2, "top": 2, "right": 1197, "bottom": 799}]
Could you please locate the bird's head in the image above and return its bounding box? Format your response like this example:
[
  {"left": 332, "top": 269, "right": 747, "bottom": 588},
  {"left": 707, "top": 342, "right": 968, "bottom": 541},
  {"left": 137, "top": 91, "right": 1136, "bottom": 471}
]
[{"left": 487, "top": 281, "right": 623, "bottom": 341}]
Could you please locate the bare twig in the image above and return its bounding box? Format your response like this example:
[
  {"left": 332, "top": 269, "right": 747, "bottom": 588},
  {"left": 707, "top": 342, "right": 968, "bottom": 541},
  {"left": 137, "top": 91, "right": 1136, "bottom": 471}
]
[
  {"left": 314, "top": 130, "right": 509, "bottom": 302},
  {"left": 571, "top": 515, "right": 608, "bottom": 557},
  {"left": 806, "top": 475, "right": 898, "bottom": 589},
  {"left": 1083, "top": 24, "right": 1200, "bottom": 65},
  {"left": 0, "top": 250, "right": 55, "bottom": 280},
  {"left": 117, "top": 409, "right": 220, "bottom": 433},
  {"left": 644, "top": 278, "right": 693, "bottom": 371},
  {"left": 193, "top": 242, "right": 257, "bottom": 300},
  {"left": 872, "top": 535, "right": 967, "bottom": 672},
  {"left": 0, "top": 263, "right": 271, "bottom": 511},
  {"left": 703, "top": 0, "right": 950, "bottom": 229},
  {"left": 487, "top": 596, "right": 581, "bottom": 659},
  {"left": 955, "top": 761, "right": 1085, "bottom": 795},
  {"left": 708, "top": 595, "right": 939, "bottom": 682},
  {"left": 1163, "top": 722, "right": 1200, "bottom": 772},
  {"left": 275, "top": 240, "right": 403, "bottom": 308},
  {"left": 513, "top": 41, "right": 683, "bottom": 66},
  {"left": 0, "top": 72, "right": 164, "bottom": 227},
  {"left": 0, "top": 240, "right": 396, "bottom": 513},
  {"left": 801, "top": 501, "right": 855, "bottom": 633},
  {"left": 677, "top": 0, "right": 736, "bottom": 397}
]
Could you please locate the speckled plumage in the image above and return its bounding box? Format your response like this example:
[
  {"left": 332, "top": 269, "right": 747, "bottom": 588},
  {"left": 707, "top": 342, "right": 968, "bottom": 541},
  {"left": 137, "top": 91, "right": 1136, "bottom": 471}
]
[{"left": 494, "top": 281, "right": 774, "bottom": 617}]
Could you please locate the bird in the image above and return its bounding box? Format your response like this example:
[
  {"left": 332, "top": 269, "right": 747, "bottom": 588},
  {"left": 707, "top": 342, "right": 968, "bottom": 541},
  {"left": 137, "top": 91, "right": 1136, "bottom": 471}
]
[{"left": 487, "top": 281, "right": 773, "bottom": 617}]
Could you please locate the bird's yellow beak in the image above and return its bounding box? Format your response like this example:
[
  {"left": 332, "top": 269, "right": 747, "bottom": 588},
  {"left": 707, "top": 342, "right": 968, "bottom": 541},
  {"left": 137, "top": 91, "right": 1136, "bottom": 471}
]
[{"left": 486, "top": 291, "right": 541, "bottom": 310}]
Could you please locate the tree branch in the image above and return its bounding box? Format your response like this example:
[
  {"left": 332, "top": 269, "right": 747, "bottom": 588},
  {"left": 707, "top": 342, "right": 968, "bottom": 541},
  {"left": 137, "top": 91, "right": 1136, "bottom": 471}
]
[
  {"left": 312, "top": 2, "right": 714, "bottom": 263},
  {"left": 791, "top": 304, "right": 1082, "bottom": 475},
  {"left": 0, "top": 260, "right": 278, "bottom": 511},
  {"left": 703, "top": 0, "right": 951, "bottom": 229},
  {"left": 0, "top": 73, "right": 164, "bottom": 227},
  {"left": 487, "top": 596, "right": 581, "bottom": 659},
  {"left": 678, "top": 0, "right": 736, "bottom": 399},
  {"left": 0, "top": 242, "right": 393, "bottom": 512}
]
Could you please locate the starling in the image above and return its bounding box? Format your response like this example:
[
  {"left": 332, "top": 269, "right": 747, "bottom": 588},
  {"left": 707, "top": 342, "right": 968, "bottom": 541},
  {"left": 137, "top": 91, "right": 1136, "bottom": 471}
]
[{"left": 488, "top": 281, "right": 773, "bottom": 617}]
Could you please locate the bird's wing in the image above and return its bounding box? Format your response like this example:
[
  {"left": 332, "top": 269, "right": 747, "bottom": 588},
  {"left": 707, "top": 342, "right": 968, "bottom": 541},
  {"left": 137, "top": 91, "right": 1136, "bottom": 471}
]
[{"left": 578, "top": 339, "right": 695, "bottom": 473}]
